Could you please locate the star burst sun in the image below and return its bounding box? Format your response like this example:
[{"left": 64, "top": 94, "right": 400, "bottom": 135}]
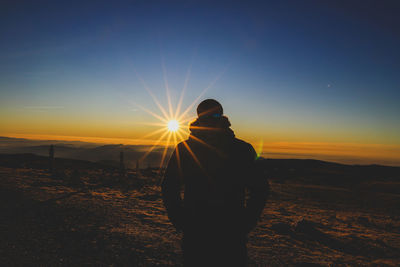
[
  {"left": 132, "top": 60, "right": 227, "bottom": 169},
  {"left": 167, "top": 120, "right": 179, "bottom": 132}
]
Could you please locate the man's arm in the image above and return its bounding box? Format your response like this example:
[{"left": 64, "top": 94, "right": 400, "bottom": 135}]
[
  {"left": 244, "top": 145, "right": 270, "bottom": 233},
  {"left": 161, "top": 146, "right": 184, "bottom": 231}
]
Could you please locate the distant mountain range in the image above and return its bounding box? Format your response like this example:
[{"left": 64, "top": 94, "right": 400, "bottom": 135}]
[
  {"left": 258, "top": 158, "right": 400, "bottom": 186},
  {"left": 0, "top": 136, "right": 170, "bottom": 168},
  {"left": 1, "top": 137, "right": 399, "bottom": 183}
]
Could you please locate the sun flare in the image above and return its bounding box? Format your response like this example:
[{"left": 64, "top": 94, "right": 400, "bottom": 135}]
[
  {"left": 167, "top": 120, "right": 179, "bottom": 132},
  {"left": 132, "top": 61, "right": 226, "bottom": 169}
]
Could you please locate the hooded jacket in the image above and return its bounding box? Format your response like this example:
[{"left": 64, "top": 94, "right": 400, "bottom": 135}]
[{"left": 161, "top": 116, "right": 269, "bottom": 235}]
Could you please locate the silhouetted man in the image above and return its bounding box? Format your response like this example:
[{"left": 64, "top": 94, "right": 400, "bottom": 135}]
[{"left": 162, "top": 99, "right": 269, "bottom": 266}]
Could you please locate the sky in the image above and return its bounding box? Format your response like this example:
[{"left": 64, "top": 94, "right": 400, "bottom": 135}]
[{"left": 1, "top": 0, "right": 400, "bottom": 165}]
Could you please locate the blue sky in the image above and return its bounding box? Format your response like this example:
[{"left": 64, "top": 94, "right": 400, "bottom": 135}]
[{"left": 1, "top": 0, "right": 400, "bottom": 164}]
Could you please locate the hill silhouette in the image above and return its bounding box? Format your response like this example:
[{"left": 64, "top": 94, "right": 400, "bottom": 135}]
[
  {"left": 0, "top": 137, "right": 171, "bottom": 168},
  {"left": 259, "top": 158, "right": 400, "bottom": 184}
]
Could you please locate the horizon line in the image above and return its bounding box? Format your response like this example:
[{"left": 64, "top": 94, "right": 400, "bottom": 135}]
[{"left": 1, "top": 133, "right": 400, "bottom": 167}]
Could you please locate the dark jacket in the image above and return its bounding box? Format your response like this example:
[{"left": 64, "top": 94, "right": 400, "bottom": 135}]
[{"left": 161, "top": 116, "right": 269, "bottom": 235}]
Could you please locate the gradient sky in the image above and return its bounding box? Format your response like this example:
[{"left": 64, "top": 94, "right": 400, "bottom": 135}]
[{"left": 1, "top": 1, "right": 400, "bottom": 165}]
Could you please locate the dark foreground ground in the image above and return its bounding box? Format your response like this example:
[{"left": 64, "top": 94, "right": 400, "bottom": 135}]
[{"left": 0, "top": 155, "right": 400, "bottom": 266}]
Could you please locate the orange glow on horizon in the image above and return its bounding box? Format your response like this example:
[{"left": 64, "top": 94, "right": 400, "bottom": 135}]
[
  {"left": 258, "top": 141, "right": 400, "bottom": 166},
  {"left": 1, "top": 58, "right": 399, "bottom": 167},
  {"left": 2, "top": 133, "right": 400, "bottom": 166},
  {"left": 1, "top": 133, "right": 172, "bottom": 146}
]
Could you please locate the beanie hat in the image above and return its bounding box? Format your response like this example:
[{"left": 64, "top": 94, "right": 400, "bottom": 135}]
[{"left": 196, "top": 99, "right": 223, "bottom": 118}]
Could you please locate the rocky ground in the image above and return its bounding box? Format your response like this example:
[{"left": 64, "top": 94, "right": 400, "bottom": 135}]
[{"left": 0, "top": 166, "right": 399, "bottom": 266}]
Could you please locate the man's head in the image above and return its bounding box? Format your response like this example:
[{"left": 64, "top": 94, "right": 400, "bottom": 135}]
[{"left": 197, "top": 99, "right": 223, "bottom": 118}]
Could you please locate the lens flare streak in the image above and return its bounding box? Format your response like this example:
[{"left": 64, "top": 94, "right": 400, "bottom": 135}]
[{"left": 133, "top": 60, "right": 227, "bottom": 170}]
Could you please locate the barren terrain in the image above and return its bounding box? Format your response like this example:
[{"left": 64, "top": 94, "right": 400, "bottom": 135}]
[{"left": 1, "top": 155, "right": 399, "bottom": 266}]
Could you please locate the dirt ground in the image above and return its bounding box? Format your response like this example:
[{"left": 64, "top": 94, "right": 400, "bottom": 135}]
[{"left": 1, "top": 166, "right": 399, "bottom": 266}]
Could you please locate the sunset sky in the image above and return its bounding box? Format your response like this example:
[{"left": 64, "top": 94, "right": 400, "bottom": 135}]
[{"left": 1, "top": 1, "right": 400, "bottom": 165}]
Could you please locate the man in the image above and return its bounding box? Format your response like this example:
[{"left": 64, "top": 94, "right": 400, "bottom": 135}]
[{"left": 162, "top": 99, "right": 269, "bottom": 266}]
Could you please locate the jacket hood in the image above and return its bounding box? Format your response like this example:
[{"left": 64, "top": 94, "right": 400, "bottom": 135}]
[{"left": 189, "top": 116, "right": 235, "bottom": 144}]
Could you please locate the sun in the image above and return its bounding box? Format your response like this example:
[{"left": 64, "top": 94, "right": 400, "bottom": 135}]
[
  {"left": 167, "top": 120, "right": 179, "bottom": 132},
  {"left": 132, "top": 59, "right": 226, "bottom": 169}
]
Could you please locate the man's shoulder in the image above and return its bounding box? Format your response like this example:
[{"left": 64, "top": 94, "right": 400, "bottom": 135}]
[
  {"left": 177, "top": 137, "right": 255, "bottom": 157},
  {"left": 233, "top": 138, "right": 256, "bottom": 155},
  {"left": 233, "top": 137, "right": 253, "bottom": 148}
]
